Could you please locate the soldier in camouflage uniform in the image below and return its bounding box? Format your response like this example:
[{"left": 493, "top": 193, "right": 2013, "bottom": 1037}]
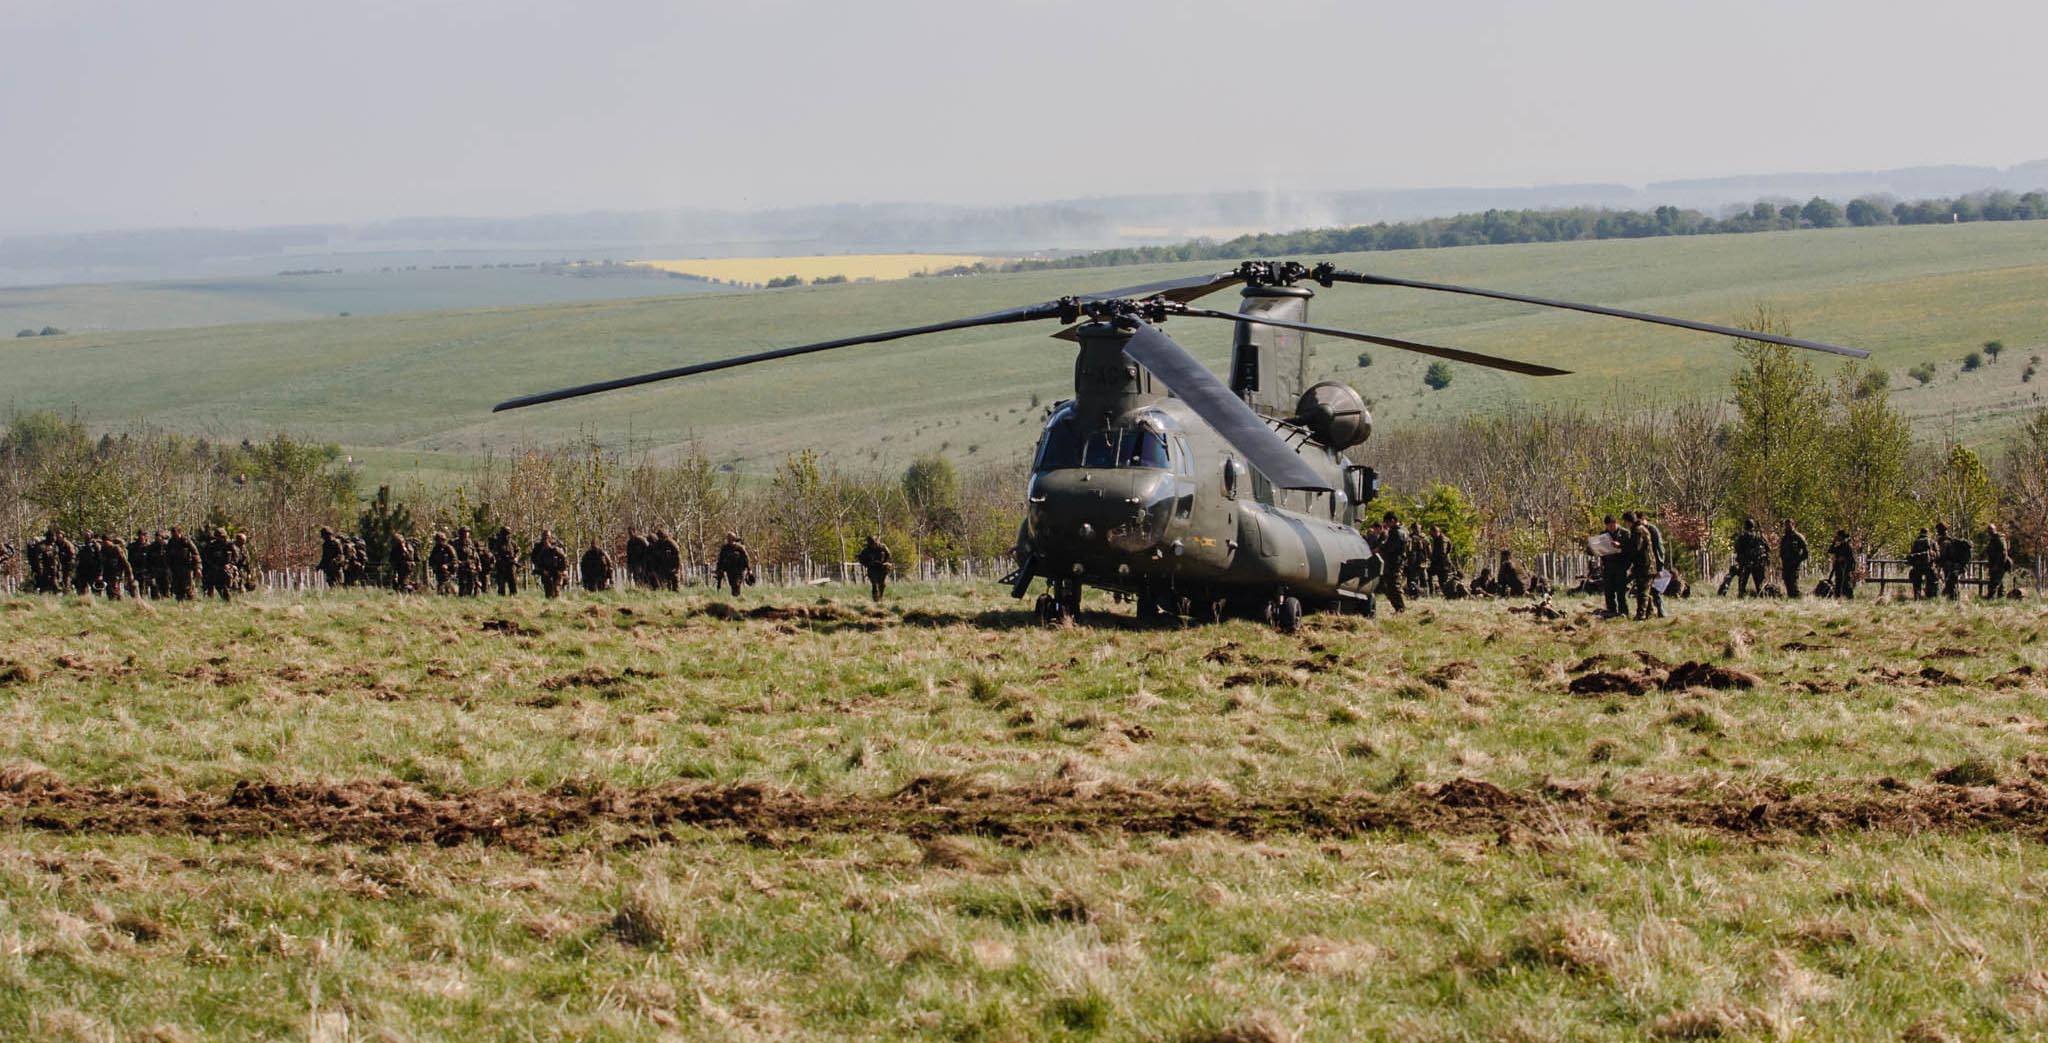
[
  {"left": 1907, "top": 528, "right": 1936, "bottom": 600},
  {"left": 856, "top": 534, "right": 892, "bottom": 600},
  {"left": 491, "top": 526, "right": 520, "bottom": 596},
  {"left": 530, "top": 529, "right": 569, "bottom": 598},
  {"left": 428, "top": 532, "right": 457, "bottom": 594},
  {"left": 713, "top": 532, "right": 749, "bottom": 596},
  {"left": 580, "top": 540, "right": 614, "bottom": 592},
  {"left": 651, "top": 529, "right": 683, "bottom": 592},
  {"left": 387, "top": 533, "right": 417, "bottom": 591},
  {"left": 164, "top": 526, "right": 200, "bottom": 601},
  {"left": 453, "top": 527, "right": 481, "bottom": 596},
  {"left": 1985, "top": 523, "right": 2012, "bottom": 599},
  {"left": 99, "top": 535, "right": 134, "bottom": 600}
]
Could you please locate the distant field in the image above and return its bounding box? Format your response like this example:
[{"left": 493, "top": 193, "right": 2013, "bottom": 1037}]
[
  {"left": 635, "top": 254, "right": 996, "bottom": 284},
  {"left": 0, "top": 265, "right": 729, "bottom": 334},
  {"left": 4, "top": 222, "right": 2046, "bottom": 480}
]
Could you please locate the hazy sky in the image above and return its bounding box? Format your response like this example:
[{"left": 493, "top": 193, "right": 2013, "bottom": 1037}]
[{"left": 5, "top": 0, "right": 2044, "bottom": 234}]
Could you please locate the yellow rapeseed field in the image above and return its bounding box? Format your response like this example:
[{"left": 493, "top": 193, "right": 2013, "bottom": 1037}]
[{"left": 634, "top": 254, "right": 995, "bottom": 285}]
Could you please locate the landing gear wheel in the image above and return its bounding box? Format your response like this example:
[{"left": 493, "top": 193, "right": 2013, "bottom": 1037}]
[
  {"left": 1269, "top": 595, "right": 1303, "bottom": 634},
  {"left": 1051, "top": 579, "right": 1082, "bottom": 624},
  {"left": 1035, "top": 592, "right": 1065, "bottom": 626}
]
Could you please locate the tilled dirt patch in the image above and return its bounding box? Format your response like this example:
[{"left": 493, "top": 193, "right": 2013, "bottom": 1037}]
[{"left": 3, "top": 767, "right": 2046, "bottom": 853}]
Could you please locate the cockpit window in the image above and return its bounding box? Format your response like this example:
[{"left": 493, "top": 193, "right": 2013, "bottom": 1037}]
[{"left": 1033, "top": 414, "right": 1173, "bottom": 472}]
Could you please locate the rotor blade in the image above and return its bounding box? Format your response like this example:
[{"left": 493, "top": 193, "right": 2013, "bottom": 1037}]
[
  {"left": 493, "top": 301, "right": 1067, "bottom": 411},
  {"left": 1176, "top": 308, "right": 1571, "bottom": 377},
  {"left": 1121, "top": 321, "right": 1333, "bottom": 492},
  {"left": 1079, "top": 269, "right": 1244, "bottom": 304},
  {"left": 1316, "top": 268, "right": 1869, "bottom": 359}
]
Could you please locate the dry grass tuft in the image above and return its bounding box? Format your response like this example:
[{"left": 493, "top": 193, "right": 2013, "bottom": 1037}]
[
  {"left": 1271, "top": 936, "right": 1379, "bottom": 978},
  {"left": 1183, "top": 1013, "right": 1296, "bottom": 1043},
  {"left": 1902, "top": 1017, "right": 1960, "bottom": 1043},
  {"left": 1648, "top": 1003, "right": 1762, "bottom": 1039},
  {"left": 607, "top": 883, "right": 679, "bottom": 950},
  {"left": 1508, "top": 916, "right": 1618, "bottom": 976},
  {"left": 918, "top": 836, "right": 997, "bottom": 874}
]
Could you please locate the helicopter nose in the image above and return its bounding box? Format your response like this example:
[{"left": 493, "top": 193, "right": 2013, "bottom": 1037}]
[{"left": 1027, "top": 469, "right": 1176, "bottom": 554}]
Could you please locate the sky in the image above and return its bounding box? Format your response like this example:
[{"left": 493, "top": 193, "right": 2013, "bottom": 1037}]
[{"left": 4, "top": 0, "right": 2045, "bottom": 234}]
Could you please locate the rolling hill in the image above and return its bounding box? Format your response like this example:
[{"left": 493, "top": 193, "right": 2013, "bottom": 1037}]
[{"left": 5, "top": 221, "right": 2046, "bottom": 485}]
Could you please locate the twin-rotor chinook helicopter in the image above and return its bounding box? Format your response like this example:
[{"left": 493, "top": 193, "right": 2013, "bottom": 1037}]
[{"left": 496, "top": 259, "right": 1866, "bottom": 630}]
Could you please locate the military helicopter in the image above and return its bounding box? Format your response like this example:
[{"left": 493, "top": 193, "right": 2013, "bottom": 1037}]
[{"left": 495, "top": 259, "right": 1865, "bottom": 630}]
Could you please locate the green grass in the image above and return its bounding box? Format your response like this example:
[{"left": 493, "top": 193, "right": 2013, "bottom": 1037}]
[
  {"left": 3, "top": 585, "right": 2047, "bottom": 1039},
  {"left": 4, "top": 222, "right": 2047, "bottom": 479}
]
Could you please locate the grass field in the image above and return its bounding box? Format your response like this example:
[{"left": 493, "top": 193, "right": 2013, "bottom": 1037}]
[
  {"left": 635, "top": 255, "right": 997, "bottom": 284},
  {"left": 4, "top": 222, "right": 2047, "bottom": 479},
  {"left": 0, "top": 266, "right": 727, "bottom": 335},
  {"left": 3, "top": 585, "right": 2047, "bottom": 1039}
]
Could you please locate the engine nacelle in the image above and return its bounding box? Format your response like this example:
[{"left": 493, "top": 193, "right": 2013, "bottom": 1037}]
[{"left": 1294, "top": 381, "right": 1371, "bottom": 450}]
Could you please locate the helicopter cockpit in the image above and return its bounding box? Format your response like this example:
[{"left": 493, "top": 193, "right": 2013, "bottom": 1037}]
[{"left": 1033, "top": 407, "right": 1185, "bottom": 474}]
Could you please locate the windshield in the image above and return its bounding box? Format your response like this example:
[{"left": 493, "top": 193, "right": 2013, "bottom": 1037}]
[{"left": 1034, "top": 413, "right": 1172, "bottom": 472}]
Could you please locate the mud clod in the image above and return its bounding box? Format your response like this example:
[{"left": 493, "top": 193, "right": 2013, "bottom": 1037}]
[
  {"left": 1664, "top": 661, "right": 1760, "bottom": 691},
  {"left": 1569, "top": 669, "right": 1658, "bottom": 696}
]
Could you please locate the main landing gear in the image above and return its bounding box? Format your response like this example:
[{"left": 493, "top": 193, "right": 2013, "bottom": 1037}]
[
  {"left": 1035, "top": 578, "right": 1082, "bottom": 625},
  {"left": 1264, "top": 592, "right": 1303, "bottom": 634}
]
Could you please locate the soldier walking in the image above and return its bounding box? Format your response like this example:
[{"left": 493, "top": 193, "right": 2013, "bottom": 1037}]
[
  {"left": 856, "top": 534, "right": 892, "bottom": 600},
  {"left": 1375, "top": 511, "right": 1408, "bottom": 614},
  {"left": 714, "top": 532, "right": 751, "bottom": 597},
  {"left": 490, "top": 526, "right": 521, "bottom": 596},
  {"left": 580, "top": 540, "right": 614, "bottom": 592},
  {"left": 530, "top": 529, "right": 569, "bottom": 598},
  {"left": 1779, "top": 520, "right": 1809, "bottom": 598},
  {"left": 453, "top": 527, "right": 481, "bottom": 596},
  {"left": 428, "top": 532, "right": 457, "bottom": 594},
  {"left": 651, "top": 529, "right": 683, "bottom": 591},
  {"left": 625, "top": 527, "right": 649, "bottom": 588},
  {"left": 387, "top": 533, "right": 417, "bottom": 591},
  {"left": 317, "top": 527, "right": 344, "bottom": 588},
  {"left": 164, "top": 526, "right": 200, "bottom": 600}
]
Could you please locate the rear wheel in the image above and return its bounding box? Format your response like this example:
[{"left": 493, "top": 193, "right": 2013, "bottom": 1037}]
[{"left": 1272, "top": 595, "right": 1303, "bottom": 634}]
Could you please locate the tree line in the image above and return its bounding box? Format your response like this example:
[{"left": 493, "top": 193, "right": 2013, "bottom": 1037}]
[{"left": 1002, "top": 189, "right": 2048, "bottom": 274}]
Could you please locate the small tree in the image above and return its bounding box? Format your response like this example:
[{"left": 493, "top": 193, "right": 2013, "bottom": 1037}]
[
  {"left": 1356, "top": 351, "right": 1373, "bottom": 368},
  {"left": 1423, "top": 362, "right": 1453, "bottom": 390},
  {"left": 1908, "top": 362, "right": 1937, "bottom": 385},
  {"left": 1984, "top": 340, "right": 2005, "bottom": 362},
  {"left": 1930, "top": 442, "right": 1997, "bottom": 536},
  {"left": 1963, "top": 352, "right": 1983, "bottom": 372}
]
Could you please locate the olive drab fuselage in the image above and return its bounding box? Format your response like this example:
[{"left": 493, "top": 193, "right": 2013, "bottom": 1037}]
[{"left": 1017, "top": 285, "right": 1380, "bottom": 611}]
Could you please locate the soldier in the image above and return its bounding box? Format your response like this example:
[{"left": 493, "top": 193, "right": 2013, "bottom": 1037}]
[
  {"left": 624, "top": 527, "right": 649, "bottom": 588},
  {"left": 530, "top": 529, "right": 569, "bottom": 598},
  {"left": 1403, "top": 522, "right": 1427, "bottom": 595},
  {"left": 1779, "top": 520, "right": 1809, "bottom": 598},
  {"left": 344, "top": 536, "right": 368, "bottom": 587},
  {"left": 128, "top": 530, "right": 148, "bottom": 595},
  {"left": 317, "top": 527, "right": 344, "bottom": 588},
  {"left": 200, "top": 527, "right": 234, "bottom": 602},
  {"left": 1427, "top": 526, "right": 1451, "bottom": 596},
  {"left": 1633, "top": 511, "right": 1670, "bottom": 618},
  {"left": 1935, "top": 522, "right": 1968, "bottom": 600},
  {"left": 856, "top": 534, "right": 892, "bottom": 600},
  {"left": 1375, "top": 511, "right": 1408, "bottom": 614},
  {"left": 164, "top": 526, "right": 200, "bottom": 601},
  {"left": 1629, "top": 513, "right": 1658, "bottom": 620},
  {"left": 73, "top": 529, "right": 101, "bottom": 595},
  {"left": 1827, "top": 529, "right": 1857, "bottom": 599},
  {"left": 490, "top": 526, "right": 521, "bottom": 596},
  {"left": 580, "top": 540, "right": 614, "bottom": 592},
  {"left": 1495, "top": 549, "right": 1526, "bottom": 597},
  {"left": 24, "top": 535, "right": 49, "bottom": 593},
  {"left": 99, "top": 535, "right": 134, "bottom": 600},
  {"left": 428, "top": 532, "right": 457, "bottom": 594},
  {"left": 1907, "top": 528, "right": 1937, "bottom": 599},
  {"left": 1985, "top": 523, "right": 2011, "bottom": 599},
  {"left": 1596, "top": 515, "right": 1629, "bottom": 617},
  {"left": 651, "top": 529, "right": 683, "bottom": 591},
  {"left": 387, "top": 533, "right": 417, "bottom": 591},
  {"left": 713, "top": 531, "right": 749, "bottom": 596},
  {"left": 453, "top": 527, "right": 481, "bottom": 596},
  {"left": 233, "top": 533, "right": 255, "bottom": 592}
]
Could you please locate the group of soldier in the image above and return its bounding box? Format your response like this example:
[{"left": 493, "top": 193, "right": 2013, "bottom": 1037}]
[
  {"left": 1716, "top": 518, "right": 2016, "bottom": 601},
  {"left": 1360, "top": 513, "right": 1534, "bottom": 616},
  {"left": 20, "top": 526, "right": 251, "bottom": 601},
  {"left": 305, "top": 526, "right": 895, "bottom": 602}
]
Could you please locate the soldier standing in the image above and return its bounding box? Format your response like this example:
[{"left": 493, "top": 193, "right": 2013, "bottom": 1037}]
[
  {"left": 529, "top": 529, "right": 569, "bottom": 598},
  {"left": 317, "top": 527, "right": 344, "bottom": 588},
  {"left": 73, "top": 529, "right": 101, "bottom": 595},
  {"left": 856, "top": 534, "right": 892, "bottom": 600},
  {"left": 1907, "top": 528, "right": 1936, "bottom": 599},
  {"left": 1827, "top": 529, "right": 1857, "bottom": 599},
  {"left": 1427, "top": 526, "right": 1451, "bottom": 596},
  {"left": 1935, "top": 522, "right": 1967, "bottom": 599},
  {"left": 25, "top": 535, "right": 49, "bottom": 593},
  {"left": 1779, "top": 520, "right": 1809, "bottom": 598},
  {"left": 428, "top": 532, "right": 457, "bottom": 594},
  {"left": 1985, "top": 523, "right": 2011, "bottom": 599},
  {"left": 1629, "top": 514, "right": 1658, "bottom": 620},
  {"left": 128, "top": 531, "right": 148, "bottom": 595},
  {"left": 1376, "top": 511, "right": 1408, "bottom": 614},
  {"left": 199, "top": 528, "right": 233, "bottom": 601},
  {"left": 1403, "top": 522, "right": 1427, "bottom": 596},
  {"left": 165, "top": 527, "right": 200, "bottom": 600},
  {"left": 386, "top": 533, "right": 416, "bottom": 591},
  {"left": 491, "top": 526, "right": 521, "bottom": 596},
  {"left": 99, "top": 535, "right": 134, "bottom": 600},
  {"left": 233, "top": 534, "right": 255, "bottom": 592},
  {"left": 1596, "top": 515, "right": 1629, "bottom": 617},
  {"left": 625, "top": 527, "right": 649, "bottom": 588},
  {"left": 453, "top": 527, "right": 481, "bottom": 596},
  {"left": 580, "top": 540, "right": 614, "bottom": 592},
  {"left": 714, "top": 532, "right": 750, "bottom": 597}
]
